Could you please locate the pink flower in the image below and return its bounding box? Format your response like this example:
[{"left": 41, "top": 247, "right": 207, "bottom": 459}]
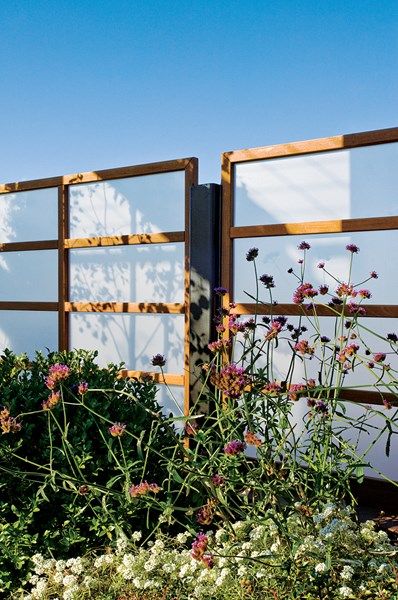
[
  {"left": 337, "top": 343, "right": 359, "bottom": 363},
  {"left": 211, "top": 474, "right": 225, "bottom": 486},
  {"left": 293, "top": 282, "right": 318, "bottom": 304},
  {"left": 202, "top": 554, "right": 214, "bottom": 569},
  {"left": 373, "top": 353, "right": 386, "bottom": 363},
  {"left": 45, "top": 363, "right": 70, "bottom": 389},
  {"left": 346, "top": 244, "right": 359, "bottom": 253},
  {"left": 224, "top": 440, "right": 246, "bottom": 455},
  {"left": 336, "top": 283, "right": 357, "bottom": 298},
  {"left": 78, "top": 381, "right": 88, "bottom": 395},
  {"left": 191, "top": 533, "right": 208, "bottom": 561},
  {"left": 129, "top": 481, "right": 161, "bottom": 497},
  {"left": 262, "top": 381, "right": 282, "bottom": 396},
  {"left": 42, "top": 391, "right": 60, "bottom": 410},
  {"left": 108, "top": 422, "right": 127, "bottom": 437},
  {"left": 358, "top": 289, "right": 371, "bottom": 299},
  {"left": 294, "top": 339, "right": 314, "bottom": 355},
  {"left": 298, "top": 241, "right": 311, "bottom": 250},
  {"left": 210, "top": 363, "right": 249, "bottom": 399}
]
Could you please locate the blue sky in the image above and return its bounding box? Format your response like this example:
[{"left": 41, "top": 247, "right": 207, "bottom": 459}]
[{"left": 0, "top": 0, "right": 397, "bottom": 184}]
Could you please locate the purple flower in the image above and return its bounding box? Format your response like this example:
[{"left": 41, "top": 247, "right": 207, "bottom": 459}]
[
  {"left": 370, "top": 271, "right": 378, "bottom": 279},
  {"left": 224, "top": 439, "right": 246, "bottom": 455},
  {"left": 259, "top": 274, "right": 275, "bottom": 288},
  {"left": 287, "top": 267, "right": 294, "bottom": 274},
  {"left": 346, "top": 244, "right": 359, "bottom": 253},
  {"left": 211, "top": 474, "right": 225, "bottom": 486},
  {"left": 320, "top": 336, "right": 330, "bottom": 343},
  {"left": 246, "top": 247, "right": 259, "bottom": 262},
  {"left": 387, "top": 333, "right": 398, "bottom": 343},
  {"left": 214, "top": 286, "right": 228, "bottom": 295},
  {"left": 77, "top": 381, "right": 88, "bottom": 395},
  {"left": 317, "top": 261, "right": 325, "bottom": 269},
  {"left": 319, "top": 285, "right": 329, "bottom": 295},
  {"left": 298, "top": 241, "right": 311, "bottom": 250},
  {"left": 151, "top": 354, "right": 166, "bottom": 367}
]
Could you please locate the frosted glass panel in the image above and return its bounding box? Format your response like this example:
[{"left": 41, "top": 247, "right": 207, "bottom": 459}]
[
  {"left": 69, "top": 171, "right": 185, "bottom": 237},
  {"left": 234, "top": 230, "right": 398, "bottom": 304},
  {"left": 235, "top": 143, "right": 398, "bottom": 225},
  {"left": 233, "top": 315, "right": 398, "bottom": 479},
  {"left": 0, "top": 311, "right": 57, "bottom": 355},
  {"left": 0, "top": 188, "right": 58, "bottom": 242},
  {"left": 156, "top": 384, "right": 185, "bottom": 419},
  {"left": 0, "top": 250, "right": 58, "bottom": 301},
  {"left": 70, "top": 244, "right": 184, "bottom": 303},
  {"left": 70, "top": 313, "right": 184, "bottom": 372}
]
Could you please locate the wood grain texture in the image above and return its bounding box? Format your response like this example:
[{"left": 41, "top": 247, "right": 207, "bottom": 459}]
[
  {"left": 233, "top": 302, "right": 398, "bottom": 318},
  {"left": 340, "top": 389, "right": 397, "bottom": 407},
  {"left": 231, "top": 216, "right": 398, "bottom": 239},
  {"left": 65, "top": 232, "right": 185, "bottom": 249},
  {"left": 58, "top": 185, "right": 69, "bottom": 350},
  {"left": 223, "top": 127, "right": 398, "bottom": 163},
  {"left": 118, "top": 370, "right": 184, "bottom": 386},
  {"left": 65, "top": 302, "right": 185, "bottom": 314},
  {"left": 0, "top": 240, "right": 58, "bottom": 252},
  {"left": 0, "top": 158, "right": 197, "bottom": 193}
]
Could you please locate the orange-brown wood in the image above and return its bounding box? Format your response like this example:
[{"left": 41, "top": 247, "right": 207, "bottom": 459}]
[
  {"left": 0, "top": 302, "right": 58, "bottom": 311},
  {"left": 221, "top": 153, "right": 233, "bottom": 318},
  {"left": 340, "top": 389, "right": 397, "bottom": 407},
  {"left": 65, "top": 231, "right": 185, "bottom": 249},
  {"left": 233, "top": 302, "right": 398, "bottom": 318},
  {"left": 0, "top": 240, "right": 58, "bottom": 252},
  {"left": 0, "top": 158, "right": 196, "bottom": 194},
  {"left": 65, "top": 301, "right": 185, "bottom": 314},
  {"left": 118, "top": 370, "right": 184, "bottom": 386},
  {"left": 184, "top": 158, "right": 199, "bottom": 415},
  {"left": 223, "top": 127, "right": 398, "bottom": 164},
  {"left": 231, "top": 216, "right": 398, "bottom": 239}
]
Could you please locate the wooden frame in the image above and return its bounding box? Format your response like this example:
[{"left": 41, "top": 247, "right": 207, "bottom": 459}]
[
  {"left": 0, "top": 157, "right": 198, "bottom": 414},
  {"left": 221, "top": 126, "right": 398, "bottom": 402}
]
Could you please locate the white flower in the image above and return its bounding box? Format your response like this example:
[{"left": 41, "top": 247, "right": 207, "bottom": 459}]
[
  {"left": 55, "top": 560, "right": 66, "bottom": 572},
  {"left": 29, "top": 575, "right": 39, "bottom": 585},
  {"left": 54, "top": 572, "right": 64, "bottom": 584},
  {"left": 63, "top": 587, "right": 78, "bottom": 600},
  {"left": 338, "top": 586, "right": 353, "bottom": 598},
  {"left": 176, "top": 531, "right": 191, "bottom": 544},
  {"left": 377, "top": 563, "right": 389, "bottom": 574},
  {"left": 62, "top": 574, "right": 77, "bottom": 587},
  {"left": 131, "top": 531, "right": 142, "bottom": 542},
  {"left": 315, "top": 562, "right": 327, "bottom": 574},
  {"left": 341, "top": 565, "right": 354, "bottom": 581}
]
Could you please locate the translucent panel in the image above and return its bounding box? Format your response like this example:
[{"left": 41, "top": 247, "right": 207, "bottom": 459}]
[
  {"left": 234, "top": 230, "right": 398, "bottom": 304},
  {"left": 69, "top": 171, "right": 185, "bottom": 237},
  {"left": 156, "top": 384, "right": 185, "bottom": 420},
  {"left": 70, "top": 313, "right": 184, "bottom": 372},
  {"left": 0, "top": 311, "right": 57, "bottom": 356},
  {"left": 0, "top": 188, "right": 58, "bottom": 243},
  {"left": 233, "top": 315, "right": 398, "bottom": 479},
  {"left": 69, "top": 244, "right": 184, "bottom": 303},
  {"left": 234, "top": 142, "right": 398, "bottom": 225},
  {"left": 0, "top": 250, "right": 58, "bottom": 301}
]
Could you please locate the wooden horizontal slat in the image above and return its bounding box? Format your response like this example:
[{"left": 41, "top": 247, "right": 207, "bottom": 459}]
[
  {"left": 0, "top": 240, "right": 58, "bottom": 252},
  {"left": 0, "top": 302, "right": 58, "bottom": 311},
  {"left": 118, "top": 370, "right": 184, "bottom": 386},
  {"left": 231, "top": 216, "right": 398, "bottom": 239},
  {"left": 234, "top": 302, "right": 398, "bottom": 318},
  {"left": 224, "top": 127, "right": 398, "bottom": 164},
  {"left": 0, "top": 158, "right": 196, "bottom": 193},
  {"left": 65, "top": 302, "right": 185, "bottom": 314},
  {"left": 65, "top": 231, "right": 185, "bottom": 249},
  {"left": 339, "top": 389, "right": 397, "bottom": 407}
]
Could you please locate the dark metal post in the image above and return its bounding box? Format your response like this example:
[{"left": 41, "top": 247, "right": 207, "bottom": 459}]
[{"left": 189, "top": 184, "right": 221, "bottom": 408}]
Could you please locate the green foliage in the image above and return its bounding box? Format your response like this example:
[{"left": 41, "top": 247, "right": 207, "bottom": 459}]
[{"left": 0, "top": 349, "right": 175, "bottom": 592}]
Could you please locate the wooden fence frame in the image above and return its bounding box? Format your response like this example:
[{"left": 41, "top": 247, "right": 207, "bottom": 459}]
[
  {"left": 221, "top": 126, "right": 398, "bottom": 406},
  {"left": 0, "top": 158, "right": 198, "bottom": 414}
]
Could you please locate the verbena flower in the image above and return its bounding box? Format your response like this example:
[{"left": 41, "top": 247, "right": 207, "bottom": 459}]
[
  {"left": 294, "top": 339, "right": 314, "bottom": 356},
  {"left": 77, "top": 381, "right": 88, "bottom": 395},
  {"left": 224, "top": 439, "right": 246, "bottom": 455},
  {"left": 42, "top": 391, "right": 60, "bottom": 411},
  {"left": 129, "top": 481, "right": 161, "bottom": 498},
  {"left": 387, "top": 333, "right": 397, "bottom": 342},
  {"left": 196, "top": 500, "right": 216, "bottom": 525},
  {"left": 298, "top": 241, "right": 311, "bottom": 250},
  {"left": 0, "top": 407, "right": 21, "bottom": 434},
  {"left": 244, "top": 431, "right": 262, "bottom": 447},
  {"left": 293, "top": 282, "right": 318, "bottom": 304},
  {"left": 373, "top": 353, "right": 386, "bottom": 363},
  {"left": 108, "top": 422, "right": 127, "bottom": 437},
  {"left": 211, "top": 363, "right": 249, "bottom": 399},
  {"left": 346, "top": 244, "right": 359, "bottom": 253},
  {"left": 259, "top": 274, "right": 275, "bottom": 288},
  {"left": 370, "top": 270, "right": 378, "bottom": 278},
  {"left": 211, "top": 474, "right": 225, "bottom": 486},
  {"left": 246, "top": 247, "right": 259, "bottom": 262},
  {"left": 214, "top": 286, "right": 228, "bottom": 295},
  {"left": 151, "top": 354, "right": 166, "bottom": 367},
  {"left": 45, "top": 363, "right": 70, "bottom": 390},
  {"left": 191, "top": 532, "right": 208, "bottom": 561}
]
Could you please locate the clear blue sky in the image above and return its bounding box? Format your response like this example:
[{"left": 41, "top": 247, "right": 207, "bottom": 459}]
[{"left": 0, "top": 0, "right": 397, "bottom": 184}]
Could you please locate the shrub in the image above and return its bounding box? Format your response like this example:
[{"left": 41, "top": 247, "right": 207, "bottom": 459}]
[{"left": 0, "top": 349, "right": 175, "bottom": 592}]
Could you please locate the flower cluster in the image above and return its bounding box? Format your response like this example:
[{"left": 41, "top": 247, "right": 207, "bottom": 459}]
[
  {"left": 108, "top": 422, "right": 127, "bottom": 437},
  {"left": 0, "top": 406, "right": 21, "bottom": 434},
  {"left": 45, "top": 363, "right": 70, "bottom": 389},
  {"left": 42, "top": 391, "right": 60, "bottom": 411},
  {"left": 129, "top": 481, "right": 161, "bottom": 498},
  {"left": 210, "top": 363, "right": 249, "bottom": 399},
  {"left": 223, "top": 439, "right": 246, "bottom": 455}
]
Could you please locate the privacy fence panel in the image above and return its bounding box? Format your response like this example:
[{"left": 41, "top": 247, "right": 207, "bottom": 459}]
[
  {"left": 0, "top": 158, "right": 198, "bottom": 417},
  {"left": 221, "top": 127, "right": 398, "bottom": 478}
]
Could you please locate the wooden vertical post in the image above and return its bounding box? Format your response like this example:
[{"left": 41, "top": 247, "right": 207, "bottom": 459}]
[{"left": 58, "top": 184, "right": 69, "bottom": 351}]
